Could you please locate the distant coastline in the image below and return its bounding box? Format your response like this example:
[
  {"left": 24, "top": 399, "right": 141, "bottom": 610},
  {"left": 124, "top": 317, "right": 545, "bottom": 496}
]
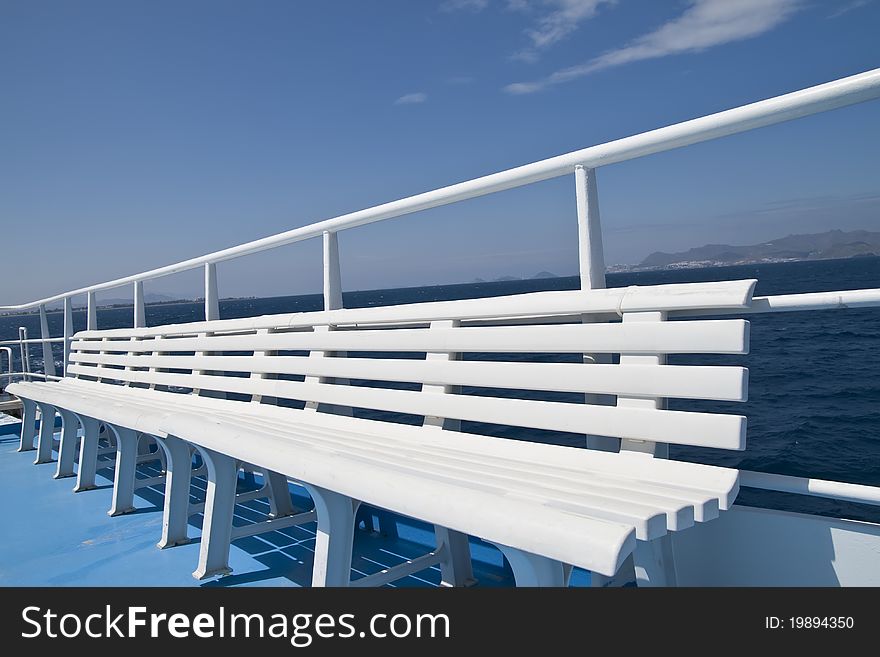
[
  {"left": 5, "top": 229, "right": 879, "bottom": 317},
  {"left": 614, "top": 229, "right": 880, "bottom": 273}
]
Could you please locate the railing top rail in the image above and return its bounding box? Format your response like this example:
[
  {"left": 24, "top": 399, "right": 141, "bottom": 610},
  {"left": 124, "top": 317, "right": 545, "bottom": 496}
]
[{"left": 3, "top": 67, "right": 879, "bottom": 312}]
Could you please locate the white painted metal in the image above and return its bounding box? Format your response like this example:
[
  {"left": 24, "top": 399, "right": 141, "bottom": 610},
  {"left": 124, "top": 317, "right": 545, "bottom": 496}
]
[
  {"left": 17, "top": 397, "right": 37, "bottom": 452},
  {"left": 740, "top": 470, "right": 880, "bottom": 506},
  {"left": 192, "top": 447, "right": 238, "bottom": 580},
  {"left": 38, "top": 305, "right": 57, "bottom": 378},
  {"left": 0, "top": 346, "right": 12, "bottom": 387},
  {"left": 323, "top": 231, "right": 343, "bottom": 311},
  {"left": 619, "top": 312, "right": 669, "bottom": 457},
  {"left": 4, "top": 70, "right": 879, "bottom": 313},
  {"left": 87, "top": 291, "right": 97, "bottom": 331},
  {"left": 204, "top": 262, "right": 219, "bottom": 321},
  {"left": 575, "top": 166, "right": 605, "bottom": 291},
  {"left": 61, "top": 364, "right": 746, "bottom": 449},
  {"left": 107, "top": 425, "right": 139, "bottom": 516},
  {"left": 63, "top": 296, "right": 73, "bottom": 376},
  {"left": 422, "top": 319, "right": 475, "bottom": 586},
  {"left": 73, "top": 415, "right": 101, "bottom": 492},
  {"left": 493, "top": 544, "right": 568, "bottom": 587},
  {"left": 0, "top": 337, "right": 65, "bottom": 346},
  {"left": 71, "top": 320, "right": 750, "bottom": 355},
  {"left": 306, "top": 485, "right": 359, "bottom": 587},
  {"left": 156, "top": 436, "right": 193, "bottom": 549},
  {"left": 69, "top": 353, "right": 747, "bottom": 401},
  {"left": 72, "top": 280, "right": 757, "bottom": 339},
  {"left": 672, "top": 506, "right": 880, "bottom": 586},
  {"left": 54, "top": 409, "right": 79, "bottom": 479},
  {"left": 133, "top": 281, "right": 145, "bottom": 328},
  {"left": 675, "top": 287, "right": 880, "bottom": 317},
  {"left": 18, "top": 327, "right": 31, "bottom": 381},
  {"left": 34, "top": 402, "right": 56, "bottom": 465}
]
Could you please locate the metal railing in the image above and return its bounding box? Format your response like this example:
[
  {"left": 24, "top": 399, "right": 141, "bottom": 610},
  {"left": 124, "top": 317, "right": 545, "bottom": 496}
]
[{"left": 1, "top": 68, "right": 880, "bottom": 512}]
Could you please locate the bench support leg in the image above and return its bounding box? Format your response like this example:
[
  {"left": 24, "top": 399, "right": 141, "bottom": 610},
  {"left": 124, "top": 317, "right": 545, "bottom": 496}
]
[
  {"left": 108, "top": 426, "right": 139, "bottom": 516},
  {"left": 633, "top": 537, "right": 677, "bottom": 587},
  {"left": 263, "top": 469, "right": 295, "bottom": 518},
  {"left": 74, "top": 417, "right": 100, "bottom": 492},
  {"left": 34, "top": 402, "right": 56, "bottom": 464},
  {"left": 305, "top": 485, "right": 359, "bottom": 587},
  {"left": 591, "top": 554, "right": 635, "bottom": 587},
  {"left": 493, "top": 544, "right": 567, "bottom": 587},
  {"left": 17, "top": 398, "right": 38, "bottom": 452},
  {"left": 435, "top": 527, "right": 475, "bottom": 587},
  {"left": 155, "top": 436, "right": 193, "bottom": 549},
  {"left": 193, "top": 448, "right": 239, "bottom": 580},
  {"left": 54, "top": 409, "right": 80, "bottom": 479}
]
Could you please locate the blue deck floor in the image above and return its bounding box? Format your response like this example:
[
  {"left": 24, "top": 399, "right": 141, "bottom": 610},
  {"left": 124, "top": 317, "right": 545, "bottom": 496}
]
[{"left": 0, "top": 416, "right": 591, "bottom": 587}]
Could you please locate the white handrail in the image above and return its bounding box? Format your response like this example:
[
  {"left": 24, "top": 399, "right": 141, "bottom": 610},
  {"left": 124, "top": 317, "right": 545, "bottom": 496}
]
[
  {"left": 673, "top": 287, "right": 880, "bottom": 317},
  {"left": 740, "top": 470, "right": 880, "bottom": 507},
  {"left": 2, "top": 67, "right": 879, "bottom": 312}
]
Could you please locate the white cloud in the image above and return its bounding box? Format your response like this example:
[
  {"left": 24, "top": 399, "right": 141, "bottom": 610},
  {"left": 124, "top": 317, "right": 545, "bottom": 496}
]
[
  {"left": 527, "top": 0, "right": 615, "bottom": 49},
  {"left": 505, "top": 0, "right": 801, "bottom": 94},
  {"left": 828, "top": 0, "right": 871, "bottom": 19},
  {"left": 440, "top": 0, "right": 490, "bottom": 11},
  {"left": 511, "top": 0, "right": 615, "bottom": 61},
  {"left": 394, "top": 92, "right": 428, "bottom": 105}
]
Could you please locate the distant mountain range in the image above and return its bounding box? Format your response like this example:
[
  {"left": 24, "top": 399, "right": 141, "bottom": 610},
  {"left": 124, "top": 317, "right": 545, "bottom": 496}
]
[
  {"left": 471, "top": 271, "right": 558, "bottom": 283},
  {"left": 637, "top": 230, "right": 880, "bottom": 270}
]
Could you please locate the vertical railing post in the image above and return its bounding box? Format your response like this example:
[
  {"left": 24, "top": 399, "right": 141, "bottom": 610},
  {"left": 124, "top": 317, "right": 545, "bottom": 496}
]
[
  {"left": 204, "top": 262, "right": 220, "bottom": 321},
  {"left": 323, "top": 231, "right": 343, "bottom": 311},
  {"left": 18, "top": 327, "right": 31, "bottom": 381},
  {"left": 133, "top": 280, "right": 145, "bottom": 328},
  {"left": 38, "top": 304, "right": 57, "bottom": 378},
  {"left": 87, "top": 291, "right": 97, "bottom": 331},
  {"left": 575, "top": 165, "right": 606, "bottom": 291},
  {"left": 575, "top": 165, "right": 617, "bottom": 453},
  {"left": 63, "top": 296, "right": 73, "bottom": 377}
]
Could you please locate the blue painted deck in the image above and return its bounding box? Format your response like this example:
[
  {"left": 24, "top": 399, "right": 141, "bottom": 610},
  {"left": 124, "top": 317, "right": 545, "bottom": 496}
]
[{"left": 0, "top": 415, "right": 592, "bottom": 587}]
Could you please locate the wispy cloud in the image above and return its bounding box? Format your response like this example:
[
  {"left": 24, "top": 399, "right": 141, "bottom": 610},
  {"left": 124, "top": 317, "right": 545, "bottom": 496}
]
[
  {"left": 440, "top": 0, "right": 490, "bottom": 11},
  {"left": 516, "top": 0, "right": 615, "bottom": 60},
  {"left": 828, "top": 0, "right": 872, "bottom": 18},
  {"left": 442, "top": 1, "right": 612, "bottom": 62},
  {"left": 505, "top": 0, "right": 801, "bottom": 94},
  {"left": 394, "top": 92, "right": 428, "bottom": 105}
]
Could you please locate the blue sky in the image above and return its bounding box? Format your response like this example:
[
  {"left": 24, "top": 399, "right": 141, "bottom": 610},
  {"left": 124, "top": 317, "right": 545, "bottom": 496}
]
[{"left": 1, "top": 0, "right": 879, "bottom": 303}]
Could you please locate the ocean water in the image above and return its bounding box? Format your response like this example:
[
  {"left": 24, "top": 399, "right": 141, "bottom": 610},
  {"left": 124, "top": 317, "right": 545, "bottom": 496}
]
[{"left": 3, "top": 257, "right": 880, "bottom": 522}]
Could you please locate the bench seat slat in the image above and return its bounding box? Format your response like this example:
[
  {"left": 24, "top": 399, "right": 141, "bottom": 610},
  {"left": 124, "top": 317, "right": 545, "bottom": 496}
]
[
  {"left": 45, "top": 378, "right": 740, "bottom": 503},
  {"left": 69, "top": 352, "right": 747, "bottom": 401},
  {"left": 48, "top": 378, "right": 737, "bottom": 506},
  {"left": 70, "top": 320, "right": 749, "bottom": 356}
]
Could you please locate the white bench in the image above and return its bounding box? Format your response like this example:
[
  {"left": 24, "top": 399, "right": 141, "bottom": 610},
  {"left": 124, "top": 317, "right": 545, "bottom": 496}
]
[{"left": 8, "top": 279, "right": 754, "bottom": 586}]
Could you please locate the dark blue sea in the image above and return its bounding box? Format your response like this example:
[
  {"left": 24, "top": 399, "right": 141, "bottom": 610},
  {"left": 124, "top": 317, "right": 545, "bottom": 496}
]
[{"left": 3, "top": 257, "right": 880, "bottom": 523}]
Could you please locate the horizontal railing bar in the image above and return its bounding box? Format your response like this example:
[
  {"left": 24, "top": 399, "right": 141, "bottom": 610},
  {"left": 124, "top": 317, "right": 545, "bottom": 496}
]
[
  {"left": 0, "top": 338, "right": 66, "bottom": 345},
  {"left": 740, "top": 470, "right": 880, "bottom": 507},
  {"left": 3, "top": 372, "right": 66, "bottom": 381},
  {"left": 672, "top": 288, "right": 880, "bottom": 317},
  {"left": 2, "top": 68, "right": 879, "bottom": 311}
]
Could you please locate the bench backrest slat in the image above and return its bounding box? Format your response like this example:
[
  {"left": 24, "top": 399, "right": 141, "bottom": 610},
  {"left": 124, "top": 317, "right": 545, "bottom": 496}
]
[
  {"left": 70, "top": 320, "right": 749, "bottom": 355},
  {"left": 66, "top": 280, "right": 755, "bottom": 452},
  {"left": 68, "top": 356, "right": 746, "bottom": 401}
]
